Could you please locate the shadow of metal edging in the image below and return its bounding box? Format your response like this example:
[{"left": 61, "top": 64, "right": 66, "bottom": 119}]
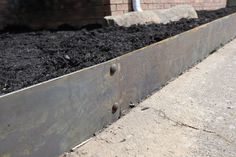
[{"left": 0, "top": 13, "right": 236, "bottom": 157}]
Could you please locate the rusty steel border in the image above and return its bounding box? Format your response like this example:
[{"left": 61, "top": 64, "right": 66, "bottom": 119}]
[{"left": 1, "top": 13, "right": 236, "bottom": 157}]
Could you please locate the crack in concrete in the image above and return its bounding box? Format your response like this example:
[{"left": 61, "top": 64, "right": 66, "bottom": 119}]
[{"left": 141, "top": 106, "right": 234, "bottom": 144}]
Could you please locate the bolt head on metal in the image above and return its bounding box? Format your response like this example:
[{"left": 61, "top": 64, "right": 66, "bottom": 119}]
[
  {"left": 110, "top": 64, "right": 117, "bottom": 75},
  {"left": 112, "top": 103, "right": 119, "bottom": 114}
]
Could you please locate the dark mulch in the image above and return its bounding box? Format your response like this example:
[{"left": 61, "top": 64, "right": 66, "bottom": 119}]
[{"left": 1, "top": 7, "right": 236, "bottom": 95}]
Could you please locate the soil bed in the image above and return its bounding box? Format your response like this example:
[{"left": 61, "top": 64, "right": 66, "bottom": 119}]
[{"left": 1, "top": 8, "right": 236, "bottom": 95}]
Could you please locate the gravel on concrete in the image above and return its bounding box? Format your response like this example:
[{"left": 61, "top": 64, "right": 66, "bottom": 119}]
[{"left": 63, "top": 39, "right": 236, "bottom": 157}]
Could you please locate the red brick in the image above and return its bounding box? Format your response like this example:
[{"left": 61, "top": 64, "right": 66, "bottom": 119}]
[
  {"left": 110, "top": 0, "right": 123, "bottom": 4},
  {"left": 110, "top": 4, "right": 117, "bottom": 11},
  {"left": 111, "top": 10, "right": 124, "bottom": 15},
  {"left": 116, "top": 4, "right": 129, "bottom": 10}
]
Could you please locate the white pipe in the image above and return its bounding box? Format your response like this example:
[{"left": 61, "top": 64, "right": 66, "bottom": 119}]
[{"left": 132, "top": 0, "right": 143, "bottom": 12}]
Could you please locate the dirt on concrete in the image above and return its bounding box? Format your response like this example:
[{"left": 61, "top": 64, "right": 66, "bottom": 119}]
[{"left": 0, "top": 8, "right": 236, "bottom": 95}]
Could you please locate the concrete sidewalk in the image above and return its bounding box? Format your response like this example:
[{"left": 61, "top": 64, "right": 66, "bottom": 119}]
[{"left": 65, "top": 39, "right": 236, "bottom": 157}]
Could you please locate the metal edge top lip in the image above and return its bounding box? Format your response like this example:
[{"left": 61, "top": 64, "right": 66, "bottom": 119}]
[{"left": 1, "top": 12, "right": 236, "bottom": 99}]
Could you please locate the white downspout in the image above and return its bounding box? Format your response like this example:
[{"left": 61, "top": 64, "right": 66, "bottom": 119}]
[{"left": 132, "top": 0, "right": 143, "bottom": 11}]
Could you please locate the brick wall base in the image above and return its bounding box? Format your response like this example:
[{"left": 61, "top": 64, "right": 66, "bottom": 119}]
[
  {"left": 0, "top": 0, "right": 111, "bottom": 30},
  {"left": 110, "top": 0, "right": 227, "bottom": 16},
  {"left": 0, "top": 0, "right": 229, "bottom": 30}
]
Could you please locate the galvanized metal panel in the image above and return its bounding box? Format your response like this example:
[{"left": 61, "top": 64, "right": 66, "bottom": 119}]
[
  {"left": 0, "top": 13, "right": 236, "bottom": 157},
  {"left": 0, "top": 62, "right": 120, "bottom": 157},
  {"left": 118, "top": 13, "right": 236, "bottom": 109}
]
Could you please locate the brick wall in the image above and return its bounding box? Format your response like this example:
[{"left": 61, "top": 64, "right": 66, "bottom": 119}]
[
  {"left": 0, "top": 0, "right": 228, "bottom": 30},
  {"left": 110, "top": 0, "right": 227, "bottom": 15}
]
